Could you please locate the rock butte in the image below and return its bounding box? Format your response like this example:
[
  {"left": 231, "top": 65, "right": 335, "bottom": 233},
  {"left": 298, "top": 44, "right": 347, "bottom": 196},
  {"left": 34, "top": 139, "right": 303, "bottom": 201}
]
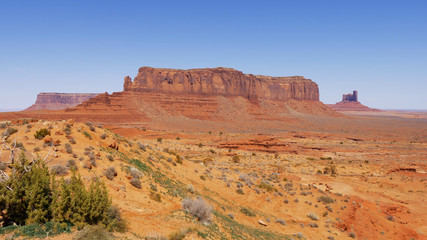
[
  {"left": 63, "top": 67, "right": 337, "bottom": 123},
  {"left": 328, "top": 90, "right": 379, "bottom": 112},
  {"left": 25, "top": 93, "right": 100, "bottom": 111}
]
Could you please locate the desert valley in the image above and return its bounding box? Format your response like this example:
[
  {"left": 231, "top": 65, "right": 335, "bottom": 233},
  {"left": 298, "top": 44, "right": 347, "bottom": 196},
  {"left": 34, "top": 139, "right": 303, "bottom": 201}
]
[{"left": 0, "top": 67, "right": 425, "bottom": 240}]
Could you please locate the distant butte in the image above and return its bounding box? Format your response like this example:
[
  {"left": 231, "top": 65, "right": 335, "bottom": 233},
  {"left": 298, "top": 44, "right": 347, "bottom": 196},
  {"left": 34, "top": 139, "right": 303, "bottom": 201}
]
[
  {"left": 25, "top": 93, "right": 100, "bottom": 111},
  {"left": 328, "top": 90, "right": 380, "bottom": 112}
]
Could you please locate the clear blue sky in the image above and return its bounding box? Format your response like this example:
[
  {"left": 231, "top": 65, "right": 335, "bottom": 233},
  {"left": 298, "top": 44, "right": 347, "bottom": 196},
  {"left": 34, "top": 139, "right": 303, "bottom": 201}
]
[{"left": 1, "top": 0, "right": 426, "bottom": 110}]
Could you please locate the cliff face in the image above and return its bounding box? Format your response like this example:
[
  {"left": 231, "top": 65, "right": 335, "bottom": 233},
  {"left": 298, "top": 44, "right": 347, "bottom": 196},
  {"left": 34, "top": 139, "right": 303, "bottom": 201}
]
[
  {"left": 25, "top": 93, "right": 100, "bottom": 111},
  {"left": 123, "top": 67, "right": 319, "bottom": 101}
]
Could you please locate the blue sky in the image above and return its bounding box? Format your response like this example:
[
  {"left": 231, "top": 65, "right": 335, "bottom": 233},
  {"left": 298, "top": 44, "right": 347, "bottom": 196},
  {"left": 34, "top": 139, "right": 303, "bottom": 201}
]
[{"left": 1, "top": 0, "right": 426, "bottom": 110}]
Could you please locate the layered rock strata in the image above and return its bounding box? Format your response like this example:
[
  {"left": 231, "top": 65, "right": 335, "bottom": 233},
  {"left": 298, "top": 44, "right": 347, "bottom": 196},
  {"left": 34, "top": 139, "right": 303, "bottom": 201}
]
[{"left": 123, "top": 67, "right": 319, "bottom": 101}]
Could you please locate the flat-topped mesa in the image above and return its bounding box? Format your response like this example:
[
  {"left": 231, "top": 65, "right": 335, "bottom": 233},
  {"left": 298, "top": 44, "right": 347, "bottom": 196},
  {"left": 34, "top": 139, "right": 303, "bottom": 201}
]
[
  {"left": 25, "top": 93, "right": 100, "bottom": 111},
  {"left": 123, "top": 67, "right": 319, "bottom": 101}
]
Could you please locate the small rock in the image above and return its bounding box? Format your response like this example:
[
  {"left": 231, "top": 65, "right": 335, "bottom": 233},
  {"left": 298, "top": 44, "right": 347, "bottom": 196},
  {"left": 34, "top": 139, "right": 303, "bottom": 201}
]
[{"left": 258, "top": 220, "right": 268, "bottom": 226}]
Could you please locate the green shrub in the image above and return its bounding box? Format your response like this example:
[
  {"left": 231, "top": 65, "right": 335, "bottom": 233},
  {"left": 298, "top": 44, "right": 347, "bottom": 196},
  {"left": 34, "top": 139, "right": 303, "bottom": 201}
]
[
  {"left": 83, "top": 131, "right": 92, "bottom": 140},
  {"left": 157, "top": 137, "right": 162, "bottom": 143},
  {"left": 232, "top": 155, "right": 240, "bottom": 163},
  {"left": 34, "top": 128, "right": 50, "bottom": 140},
  {"left": 240, "top": 208, "right": 255, "bottom": 217}
]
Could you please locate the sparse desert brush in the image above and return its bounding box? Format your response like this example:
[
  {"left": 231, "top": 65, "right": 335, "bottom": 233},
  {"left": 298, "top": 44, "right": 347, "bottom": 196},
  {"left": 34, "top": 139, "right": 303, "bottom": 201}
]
[
  {"left": 168, "top": 228, "right": 198, "bottom": 240},
  {"left": 104, "top": 167, "right": 117, "bottom": 180},
  {"left": 258, "top": 182, "right": 275, "bottom": 192},
  {"left": 176, "top": 155, "right": 183, "bottom": 164},
  {"left": 150, "top": 191, "right": 162, "bottom": 202},
  {"left": 66, "top": 159, "right": 77, "bottom": 171},
  {"left": 307, "top": 212, "right": 319, "bottom": 221},
  {"left": 129, "top": 167, "right": 143, "bottom": 179},
  {"left": 106, "top": 154, "right": 114, "bottom": 161},
  {"left": 157, "top": 137, "right": 162, "bottom": 143},
  {"left": 90, "top": 159, "right": 97, "bottom": 167},
  {"left": 276, "top": 219, "right": 286, "bottom": 225},
  {"left": 0, "top": 162, "right": 7, "bottom": 171},
  {"left": 50, "top": 165, "right": 68, "bottom": 176},
  {"left": 15, "top": 142, "right": 25, "bottom": 151},
  {"left": 73, "top": 225, "right": 114, "bottom": 240},
  {"left": 232, "top": 155, "right": 240, "bottom": 163},
  {"left": 69, "top": 138, "right": 76, "bottom": 144},
  {"left": 186, "top": 184, "right": 195, "bottom": 193},
  {"left": 198, "top": 143, "right": 203, "bottom": 148},
  {"left": 85, "top": 122, "right": 96, "bottom": 132},
  {"left": 318, "top": 195, "right": 334, "bottom": 204},
  {"left": 137, "top": 142, "right": 146, "bottom": 151},
  {"left": 34, "top": 128, "right": 50, "bottom": 140},
  {"left": 236, "top": 188, "right": 244, "bottom": 194},
  {"left": 1, "top": 127, "right": 18, "bottom": 138},
  {"left": 323, "top": 165, "right": 337, "bottom": 174},
  {"left": 100, "top": 133, "right": 107, "bottom": 139},
  {"left": 130, "top": 178, "right": 142, "bottom": 189},
  {"left": 182, "top": 197, "right": 212, "bottom": 223},
  {"left": 63, "top": 127, "right": 72, "bottom": 136},
  {"left": 64, "top": 143, "right": 73, "bottom": 154}
]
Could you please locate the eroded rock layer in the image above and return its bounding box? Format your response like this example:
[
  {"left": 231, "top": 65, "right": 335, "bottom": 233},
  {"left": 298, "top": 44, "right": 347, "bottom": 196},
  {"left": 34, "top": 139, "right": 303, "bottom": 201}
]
[
  {"left": 26, "top": 93, "right": 100, "bottom": 111},
  {"left": 124, "top": 67, "right": 319, "bottom": 101}
]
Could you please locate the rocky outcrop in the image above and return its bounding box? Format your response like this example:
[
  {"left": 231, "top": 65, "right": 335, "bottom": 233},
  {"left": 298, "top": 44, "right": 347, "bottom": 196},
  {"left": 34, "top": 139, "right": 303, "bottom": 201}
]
[
  {"left": 123, "top": 67, "right": 319, "bottom": 101},
  {"left": 25, "top": 93, "right": 100, "bottom": 111}
]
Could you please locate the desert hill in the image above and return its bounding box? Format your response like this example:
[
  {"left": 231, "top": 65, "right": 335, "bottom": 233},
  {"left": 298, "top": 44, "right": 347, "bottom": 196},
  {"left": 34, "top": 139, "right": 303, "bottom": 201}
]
[{"left": 0, "top": 117, "right": 425, "bottom": 239}]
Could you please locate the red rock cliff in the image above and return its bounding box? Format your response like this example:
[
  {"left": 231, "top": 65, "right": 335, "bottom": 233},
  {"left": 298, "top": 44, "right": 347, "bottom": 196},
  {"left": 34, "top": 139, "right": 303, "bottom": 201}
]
[
  {"left": 25, "top": 93, "right": 100, "bottom": 111},
  {"left": 123, "top": 67, "right": 319, "bottom": 101}
]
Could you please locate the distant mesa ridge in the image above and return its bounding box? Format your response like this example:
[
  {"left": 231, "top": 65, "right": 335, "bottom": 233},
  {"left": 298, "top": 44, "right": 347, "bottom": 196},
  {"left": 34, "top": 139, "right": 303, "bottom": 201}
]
[
  {"left": 15, "top": 67, "right": 338, "bottom": 123},
  {"left": 25, "top": 92, "right": 100, "bottom": 111},
  {"left": 123, "top": 66, "right": 319, "bottom": 101}
]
